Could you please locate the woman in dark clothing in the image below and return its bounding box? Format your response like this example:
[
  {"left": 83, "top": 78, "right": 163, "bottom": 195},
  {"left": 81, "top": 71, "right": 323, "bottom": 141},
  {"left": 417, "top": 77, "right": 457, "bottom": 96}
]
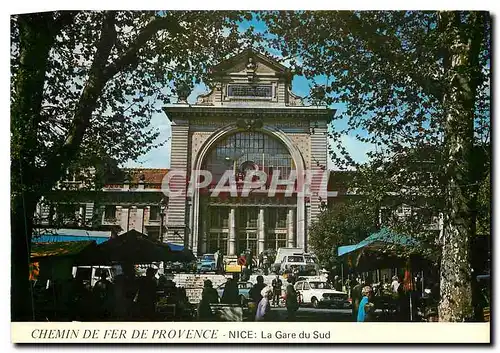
[
  {"left": 135, "top": 267, "right": 158, "bottom": 320},
  {"left": 198, "top": 280, "right": 219, "bottom": 321},
  {"left": 221, "top": 277, "right": 240, "bottom": 305}
]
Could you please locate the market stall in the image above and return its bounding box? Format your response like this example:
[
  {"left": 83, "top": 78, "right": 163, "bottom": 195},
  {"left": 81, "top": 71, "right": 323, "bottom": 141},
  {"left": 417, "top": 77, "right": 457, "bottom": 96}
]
[{"left": 337, "top": 228, "right": 434, "bottom": 321}]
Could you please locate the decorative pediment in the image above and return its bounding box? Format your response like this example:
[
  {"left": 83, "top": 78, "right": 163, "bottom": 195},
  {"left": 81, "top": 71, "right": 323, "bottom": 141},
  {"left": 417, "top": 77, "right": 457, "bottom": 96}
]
[
  {"left": 195, "top": 48, "right": 302, "bottom": 107},
  {"left": 211, "top": 48, "right": 289, "bottom": 77}
]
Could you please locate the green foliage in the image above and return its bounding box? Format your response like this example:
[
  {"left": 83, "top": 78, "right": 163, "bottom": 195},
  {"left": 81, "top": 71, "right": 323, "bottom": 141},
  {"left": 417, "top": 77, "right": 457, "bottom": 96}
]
[
  {"left": 259, "top": 11, "right": 490, "bottom": 223},
  {"left": 11, "top": 11, "right": 250, "bottom": 197},
  {"left": 476, "top": 172, "right": 491, "bottom": 235},
  {"left": 308, "top": 200, "right": 378, "bottom": 269}
]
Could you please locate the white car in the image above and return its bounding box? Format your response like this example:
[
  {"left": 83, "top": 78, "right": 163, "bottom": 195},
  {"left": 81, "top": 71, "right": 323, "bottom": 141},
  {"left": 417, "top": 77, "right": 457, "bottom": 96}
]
[{"left": 294, "top": 280, "right": 349, "bottom": 309}]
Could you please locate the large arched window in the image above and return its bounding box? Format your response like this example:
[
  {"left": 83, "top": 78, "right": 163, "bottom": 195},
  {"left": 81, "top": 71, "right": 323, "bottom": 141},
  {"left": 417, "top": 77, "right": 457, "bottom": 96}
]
[{"left": 203, "top": 131, "right": 294, "bottom": 182}]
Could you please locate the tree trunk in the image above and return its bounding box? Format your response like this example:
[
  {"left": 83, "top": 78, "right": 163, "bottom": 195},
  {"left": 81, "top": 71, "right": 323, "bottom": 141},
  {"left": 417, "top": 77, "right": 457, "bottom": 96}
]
[
  {"left": 11, "top": 193, "right": 37, "bottom": 321},
  {"left": 438, "top": 12, "right": 485, "bottom": 322}
]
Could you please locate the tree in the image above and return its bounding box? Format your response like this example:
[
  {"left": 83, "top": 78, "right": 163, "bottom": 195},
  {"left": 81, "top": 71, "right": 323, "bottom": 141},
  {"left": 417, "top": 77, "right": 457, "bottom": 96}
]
[
  {"left": 10, "top": 10, "right": 251, "bottom": 320},
  {"left": 309, "top": 199, "right": 378, "bottom": 271},
  {"left": 261, "top": 11, "right": 491, "bottom": 321}
]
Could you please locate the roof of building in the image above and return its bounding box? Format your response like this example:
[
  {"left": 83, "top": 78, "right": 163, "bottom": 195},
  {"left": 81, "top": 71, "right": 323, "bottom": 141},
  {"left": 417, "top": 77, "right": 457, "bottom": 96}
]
[{"left": 125, "top": 168, "right": 169, "bottom": 184}]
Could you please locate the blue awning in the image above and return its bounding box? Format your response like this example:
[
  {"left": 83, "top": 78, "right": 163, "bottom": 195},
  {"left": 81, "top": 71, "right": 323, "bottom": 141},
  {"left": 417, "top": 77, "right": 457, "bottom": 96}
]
[
  {"left": 33, "top": 229, "right": 111, "bottom": 245},
  {"left": 338, "top": 228, "right": 419, "bottom": 257},
  {"left": 166, "top": 243, "right": 184, "bottom": 251}
]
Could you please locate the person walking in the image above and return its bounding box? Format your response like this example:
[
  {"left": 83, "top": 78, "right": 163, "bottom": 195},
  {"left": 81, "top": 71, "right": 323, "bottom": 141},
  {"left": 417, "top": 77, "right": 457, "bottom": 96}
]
[
  {"left": 197, "top": 279, "right": 219, "bottom": 321},
  {"left": 255, "top": 287, "right": 273, "bottom": 321},
  {"left": 218, "top": 252, "right": 224, "bottom": 274},
  {"left": 334, "top": 275, "right": 342, "bottom": 292},
  {"left": 351, "top": 278, "right": 363, "bottom": 321},
  {"left": 249, "top": 275, "right": 267, "bottom": 304},
  {"left": 214, "top": 250, "right": 220, "bottom": 274},
  {"left": 113, "top": 263, "right": 137, "bottom": 321},
  {"left": 221, "top": 276, "right": 240, "bottom": 305},
  {"left": 357, "top": 286, "right": 375, "bottom": 322},
  {"left": 135, "top": 267, "right": 158, "bottom": 321},
  {"left": 391, "top": 276, "right": 400, "bottom": 293},
  {"left": 92, "top": 271, "right": 113, "bottom": 320},
  {"left": 271, "top": 275, "right": 283, "bottom": 307},
  {"left": 285, "top": 276, "right": 299, "bottom": 321},
  {"left": 246, "top": 249, "right": 254, "bottom": 273}
]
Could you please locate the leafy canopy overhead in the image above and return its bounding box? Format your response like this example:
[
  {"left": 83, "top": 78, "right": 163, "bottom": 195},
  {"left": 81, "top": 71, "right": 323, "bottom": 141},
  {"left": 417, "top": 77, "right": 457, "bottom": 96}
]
[
  {"left": 260, "top": 10, "right": 490, "bottom": 236},
  {"left": 11, "top": 11, "right": 251, "bottom": 192}
]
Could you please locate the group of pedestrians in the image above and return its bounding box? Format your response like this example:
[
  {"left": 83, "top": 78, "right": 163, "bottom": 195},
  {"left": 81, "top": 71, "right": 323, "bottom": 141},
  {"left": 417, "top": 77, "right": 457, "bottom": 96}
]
[
  {"left": 252, "top": 275, "right": 299, "bottom": 321},
  {"left": 196, "top": 273, "right": 299, "bottom": 322}
]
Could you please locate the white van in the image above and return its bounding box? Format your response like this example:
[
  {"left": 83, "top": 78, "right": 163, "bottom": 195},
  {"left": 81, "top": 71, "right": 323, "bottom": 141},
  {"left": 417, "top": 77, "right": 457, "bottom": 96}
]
[
  {"left": 273, "top": 247, "right": 304, "bottom": 273},
  {"left": 72, "top": 266, "right": 114, "bottom": 287}
]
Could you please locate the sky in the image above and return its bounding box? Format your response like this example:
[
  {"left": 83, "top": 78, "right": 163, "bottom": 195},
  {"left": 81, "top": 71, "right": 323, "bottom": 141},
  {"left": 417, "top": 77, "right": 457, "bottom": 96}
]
[{"left": 123, "top": 17, "right": 376, "bottom": 170}]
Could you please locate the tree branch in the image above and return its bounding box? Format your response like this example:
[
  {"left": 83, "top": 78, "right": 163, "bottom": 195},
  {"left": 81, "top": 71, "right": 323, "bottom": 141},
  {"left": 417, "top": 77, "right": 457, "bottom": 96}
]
[
  {"left": 104, "top": 14, "right": 185, "bottom": 80},
  {"left": 40, "top": 11, "right": 117, "bottom": 191}
]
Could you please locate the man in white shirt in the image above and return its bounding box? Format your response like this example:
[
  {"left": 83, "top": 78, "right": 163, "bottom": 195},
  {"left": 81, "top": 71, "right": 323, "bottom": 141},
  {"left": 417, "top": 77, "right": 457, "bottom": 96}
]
[{"left": 391, "top": 276, "right": 400, "bottom": 293}]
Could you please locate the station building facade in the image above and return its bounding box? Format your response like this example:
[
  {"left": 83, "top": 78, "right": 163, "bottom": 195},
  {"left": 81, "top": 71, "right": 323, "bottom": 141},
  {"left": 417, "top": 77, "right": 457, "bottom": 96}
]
[{"left": 163, "top": 49, "right": 334, "bottom": 256}]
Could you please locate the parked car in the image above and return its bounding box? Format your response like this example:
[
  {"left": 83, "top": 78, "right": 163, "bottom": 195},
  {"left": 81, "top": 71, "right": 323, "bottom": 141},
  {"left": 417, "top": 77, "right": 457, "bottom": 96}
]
[
  {"left": 224, "top": 259, "right": 242, "bottom": 273},
  {"left": 216, "top": 281, "right": 253, "bottom": 305},
  {"left": 197, "top": 253, "right": 216, "bottom": 273},
  {"left": 294, "top": 280, "right": 349, "bottom": 309},
  {"left": 72, "top": 266, "right": 114, "bottom": 287}
]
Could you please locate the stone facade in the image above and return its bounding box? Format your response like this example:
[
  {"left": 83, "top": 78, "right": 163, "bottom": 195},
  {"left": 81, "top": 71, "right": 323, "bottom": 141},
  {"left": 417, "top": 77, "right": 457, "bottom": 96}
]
[{"left": 163, "top": 49, "right": 334, "bottom": 255}]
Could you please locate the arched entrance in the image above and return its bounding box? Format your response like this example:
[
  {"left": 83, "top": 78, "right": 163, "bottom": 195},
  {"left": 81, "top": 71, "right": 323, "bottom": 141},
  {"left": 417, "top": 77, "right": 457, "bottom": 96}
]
[{"left": 189, "top": 124, "right": 306, "bottom": 256}]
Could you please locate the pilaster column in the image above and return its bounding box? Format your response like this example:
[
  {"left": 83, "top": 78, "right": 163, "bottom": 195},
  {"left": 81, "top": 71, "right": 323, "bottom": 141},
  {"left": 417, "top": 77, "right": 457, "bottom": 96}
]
[
  {"left": 258, "top": 208, "right": 265, "bottom": 255},
  {"left": 136, "top": 207, "right": 144, "bottom": 233},
  {"left": 229, "top": 208, "right": 236, "bottom": 255},
  {"left": 287, "top": 208, "right": 295, "bottom": 247},
  {"left": 118, "top": 206, "right": 129, "bottom": 234}
]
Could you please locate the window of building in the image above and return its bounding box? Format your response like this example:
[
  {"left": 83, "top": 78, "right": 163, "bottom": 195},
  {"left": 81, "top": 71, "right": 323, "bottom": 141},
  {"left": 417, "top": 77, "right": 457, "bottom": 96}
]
[
  {"left": 277, "top": 233, "right": 287, "bottom": 248},
  {"left": 265, "top": 233, "right": 276, "bottom": 250},
  {"left": 237, "top": 232, "right": 257, "bottom": 255},
  {"left": 276, "top": 208, "right": 287, "bottom": 228},
  {"left": 150, "top": 206, "right": 161, "bottom": 221},
  {"left": 238, "top": 207, "right": 258, "bottom": 228},
  {"left": 203, "top": 131, "right": 293, "bottom": 182},
  {"left": 104, "top": 205, "right": 116, "bottom": 220},
  {"left": 209, "top": 207, "right": 229, "bottom": 229},
  {"left": 207, "top": 232, "right": 228, "bottom": 255},
  {"left": 265, "top": 232, "right": 287, "bottom": 250},
  {"left": 56, "top": 203, "right": 83, "bottom": 225},
  {"left": 266, "top": 208, "right": 288, "bottom": 229}
]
